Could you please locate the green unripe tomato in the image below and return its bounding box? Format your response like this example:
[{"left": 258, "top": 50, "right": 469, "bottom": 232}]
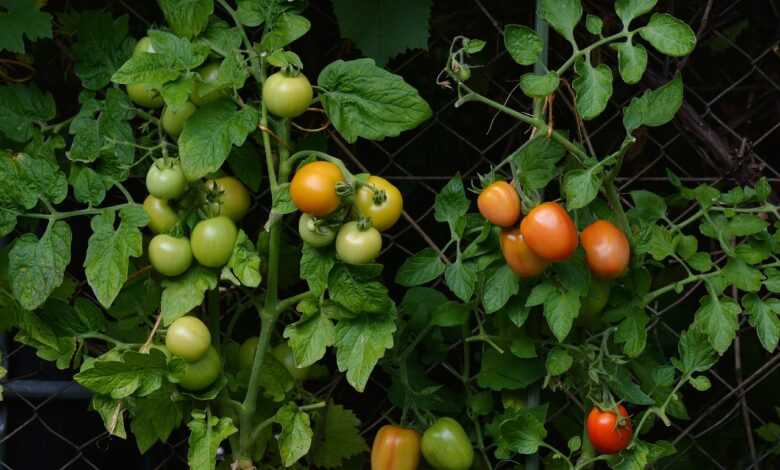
[
  {"left": 451, "top": 60, "right": 471, "bottom": 81},
  {"left": 148, "top": 234, "right": 193, "bottom": 277},
  {"left": 191, "top": 63, "right": 230, "bottom": 106},
  {"left": 146, "top": 159, "right": 187, "bottom": 200},
  {"left": 134, "top": 36, "right": 156, "bottom": 56},
  {"left": 165, "top": 316, "right": 211, "bottom": 362},
  {"left": 238, "top": 336, "right": 258, "bottom": 371},
  {"left": 298, "top": 214, "right": 336, "bottom": 247},
  {"left": 272, "top": 342, "right": 310, "bottom": 381},
  {"left": 262, "top": 71, "right": 313, "bottom": 118},
  {"left": 143, "top": 195, "right": 178, "bottom": 234},
  {"left": 127, "top": 83, "right": 163, "bottom": 108},
  {"left": 178, "top": 346, "right": 221, "bottom": 391},
  {"left": 191, "top": 216, "right": 238, "bottom": 268},
  {"left": 162, "top": 102, "right": 197, "bottom": 137},
  {"left": 421, "top": 417, "right": 474, "bottom": 470},
  {"left": 335, "top": 222, "right": 382, "bottom": 265},
  {"left": 206, "top": 176, "right": 251, "bottom": 222}
]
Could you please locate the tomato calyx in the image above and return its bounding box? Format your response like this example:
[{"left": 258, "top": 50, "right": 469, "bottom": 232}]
[{"left": 355, "top": 216, "right": 374, "bottom": 232}]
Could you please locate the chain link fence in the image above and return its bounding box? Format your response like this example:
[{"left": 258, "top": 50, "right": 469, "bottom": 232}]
[{"left": 2, "top": 0, "right": 779, "bottom": 468}]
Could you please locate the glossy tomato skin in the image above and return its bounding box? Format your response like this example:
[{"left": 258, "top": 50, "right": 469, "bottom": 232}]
[
  {"left": 191, "top": 216, "right": 238, "bottom": 268},
  {"left": 581, "top": 220, "right": 630, "bottom": 279},
  {"left": 162, "top": 102, "right": 197, "bottom": 137},
  {"left": 178, "top": 346, "right": 221, "bottom": 391},
  {"left": 207, "top": 176, "right": 251, "bottom": 222},
  {"left": 520, "top": 202, "right": 578, "bottom": 262},
  {"left": 272, "top": 343, "right": 311, "bottom": 381},
  {"left": 421, "top": 417, "right": 474, "bottom": 470},
  {"left": 354, "top": 176, "right": 403, "bottom": 232},
  {"left": 371, "top": 425, "right": 421, "bottom": 470},
  {"left": 149, "top": 234, "right": 193, "bottom": 277},
  {"left": 146, "top": 160, "right": 187, "bottom": 200},
  {"left": 143, "top": 195, "right": 178, "bottom": 234},
  {"left": 165, "top": 316, "right": 211, "bottom": 362},
  {"left": 127, "top": 83, "right": 163, "bottom": 108},
  {"left": 191, "top": 63, "right": 230, "bottom": 105},
  {"left": 290, "top": 161, "right": 344, "bottom": 217},
  {"left": 336, "top": 222, "right": 382, "bottom": 265},
  {"left": 586, "top": 405, "right": 632, "bottom": 454},
  {"left": 298, "top": 214, "right": 336, "bottom": 247},
  {"left": 262, "top": 72, "right": 313, "bottom": 118},
  {"left": 500, "top": 226, "right": 549, "bottom": 278},
  {"left": 478, "top": 181, "right": 521, "bottom": 227}
]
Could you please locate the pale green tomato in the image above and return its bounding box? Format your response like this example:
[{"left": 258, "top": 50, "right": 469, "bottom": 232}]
[{"left": 162, "top": 102, "right": 197, "bottom": 137}]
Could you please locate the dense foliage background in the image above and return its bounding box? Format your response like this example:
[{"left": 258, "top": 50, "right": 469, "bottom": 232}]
[{"left": 1, "top": 0, "right": 779, "bottom": 469}]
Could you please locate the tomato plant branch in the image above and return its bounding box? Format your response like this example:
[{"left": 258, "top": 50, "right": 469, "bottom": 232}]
[
  {"left": 274, "top": 290, "right": 313, "bottom": 315},
  {"left": 555, "top": 30, "right": 634, "bottom": 76},
  {"left": 4, "top": 203, "right": 137, "bottom": 221}
]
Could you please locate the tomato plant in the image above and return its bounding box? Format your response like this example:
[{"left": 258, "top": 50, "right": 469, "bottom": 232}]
[
  {"left": 500, "top": 227, "right": 548, "bottom": 278},
  {"left": 161, "top": 101, "right": 197, "bottom": 137},
  {"left": 191, "top": 62, "right": 230, "bottom": 106},
  {"left": 586, "top": 406, "right": 633, "bottom": 454},
  {"left": 205, "top": 176, "right": 251, "bottom": 222},
  {"left": 581, "top": 220, "right": 631, "bottom": 279},
  {"left": 143, "top": 195, "right": 178, "bottom": 234},
  {"left": 354, "top": 175, "right": 403, "bottom": 231},
  {"left": 262, "top": 71, "right": 313, "bottom": 118},
  {"left": 191, "top": 216, "right": 238, "bottom": 268},
  {"left": 520, "top": 201, "right": 578, "bottom": 262},
  {"left": 477, "top": 180, "right": 521, "bottom": 227},
  {"left": 290, "top": 160, "right": 345, "bottom": 217},
  {"left": 298, "top": 213, "right": 336, "bottom": 247},
  {"left": 421, "top": 417, "right": 474, "bottom": 470},
  {"left": 148, "top": 234, "right": 193, "bottom": 277},
  {"left": 371, "top": 425, "right": 421, "bottom": 470},
  {"left": 146, "top": 158, "right": 187, "bottom": 200},
  {"left": 178, "top": 346, "right": 222, "bottom": 391},
  {"left": 335, "top": 221, "right": 382, "bottom": 264},
  {"left": 165, "top": 316, "right": 211, "bottom": 362}
]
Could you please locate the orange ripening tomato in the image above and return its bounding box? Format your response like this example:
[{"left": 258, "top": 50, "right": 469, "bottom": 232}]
[
  {"left": 581, "top": 220, "right": 630, "bottom": 279},
  {"left": 477, "top": 181, "right": 521, "bottom": 227},
  {"left": 371, "top": 425, "right": 421, "bottom": 470},
  {"left": 520, "top": 201, "right": 578, "bottom": 262},
  {"left": 290, "top": 161, "right": 344, "bottom": 217},
  {"left": 500, "top": 226, "right": 548, "bottom": 278},
  {"left": 586, "top": 405, "right": 633, "bottom": 454}
]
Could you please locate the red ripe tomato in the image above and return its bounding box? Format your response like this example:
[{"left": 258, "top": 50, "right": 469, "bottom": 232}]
[
  {"left": 371, "top": 425, "right": 421, "bottom": 470},
  {"left": 520, "top": 202, "right": 578, "bottom": 262},
  {"left": 586, "top": 405, "right": 633, "bottom": 454},
  {"left": 500, "top": 226, "right": 548, "bottom": 278},
  {"left": 477, "top": 181, "right": 521, "bottom": 227},
  {"left": 290, "top": 161, "right": 344, "bottom": 217},
  {"left": 581, "top": 220, "right": 630, "bottom": 279}
]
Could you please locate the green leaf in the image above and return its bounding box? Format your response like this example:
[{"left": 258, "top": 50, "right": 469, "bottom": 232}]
[
  {"left": 546, "top": 348, "right": 573, "bottom": 376},
  {"left": 735, "top": 240, "right": 770, "bottom": 265},
  {"left": 75, "top": 350, "right": 169, "bottom": 399},
  {"left": 728, "top": 214, "right": 768, "bottom": 236},
  {"left": 464, "top": 38, "right": 486, "bottom": 54},
  {"left": 434, "top": 175, "right": 470, "bottom": 226},
  {"left": 675, "top": 234, "right": 698, "bottom": 259},
  {"left": 445, "top": 260, "right": 477, "bottom": 302},
  {"left": 334, "top": 312, "right": 396, "bottom": 392},
  {"left": 572, "top": 59, "right": 613, "bottom": 120},
  {"left": 85, "top": 207, "right": 147, "bottom": 308},
  {"left": 518, "top": 72, "right": 560, "bottom": 99},
  {"left": 71, "top": 12, "right": 134, "bottom": 90},
  {"left": 628, "top": 190, "right": 667, "bottom": 223},
  {"left": 111, "top": 30, "right": 207, "bottom": 86},
  {"left": 400, "top": 287, "right": 448, "bottom": 328},
  {"left": 300, "top": 244, "right": 335, "bottom": 296},
  {"left": 613, "top": 41, "right": 648, "bottom": 84},
  {"left": 395, "top": 248, "right": 446, "bottom": 287},
  {"left": 615, "top": 0, "right": 657, "bottom": 27},
  {"left": 482, "top": 265, "right": 520, "bottom": 314},
  {"left": 431, "top": 301, "right": 470, "bottom": 327},
  {"left": 179, "top": 100, "right": 259, "bottom": 180},
  {"left": 259, "top": 12, "right": 311, "bottom": 51},
  {"left": 310, "top": 403, "right": 368, "bottom": 468},
  {"left": 69, "top": 164, "right": 108, "bottom": 206},
  {"left": 639, "top": 225, "right": 675, "bottom": 261},
  {"left": 274, "top": 404, "right": 313, "bottom": 467},
  {"left": 689, "top": 375, "right": 711, "bottom": 392},
  {"left": 227, "top": 142, "right": 263, "bottom": 192},
  {"left": 221, "top": 230, "right": 261, "bottom": 287},
  {"left": 563, "top": 166, "right": 602, "bottom": 209},
  {"left": 639, "top": 13, "right": 697, "bottom": 57},
  {"left": 673, "top": 329, "right": 718, "bottom": 375},
  {"left": 157, "top": 0, "right": 213, "bottom": 38},
  {"left": 543, "top": 289, "right": 581, "bottom": 342},
  {"left": 198, "top": 19, "right": 242, "bottom": 56},
  {"left": 693, "top": 296, "right": 741, "bottom": 354},
  {"left": 742, "top": 294, "right": 780, "bottom": 353},
  {"left": 8, "top": 221, "right": 72, "bottom": 311},
  {"left": 504, "top": 25, "right": 543, "bottom": 65},
  {"left": 526, "top": 282, "right": 557, "bottom": 307},
  {"left": 257, "top": 354, "right": 295, "bottom": 401},
  {"left": 187, "top": 411, "right": 237, "bottom": 470},
  {"left": 283, "top": 310, "right": 336, "bottom": 368},
  {"left": 329, "top": 264, "right": 393, "bottom": 315},
  {"left": 623, "top": 74, "right": 683, "bottom": 133},
  {"left": 161, "top": 266, "right": 218, "bottom": 325},
  {"left": 765, "top": 268, "right": 780, "bottom": 293},
  {"left": 477, "top": 349, "right": 545, "bottom": 391},
  {"left": 606, "top": 364, "right": 655, "bottom": 405},
  {"left": 615, "top": 308, "right": 649, "bottom": 357},
  {"left": 0, "top": 0, "right": 52, "bottom": 53},
  {"left": 585, "top": 15, "right": 603, "bottom": 36},
  {"left": 539, "top": 0, "right": 582, "bottom": 44},
  {"left": 318, "top": 58, "right": 432, "bottom": 143},
  {"left": 499, "top": 410, "right": 547, "bottom": 454},
  {"left": 91, "top": 395, "right": 126, "bottom": 439},
  {"left": 723, "top": 258, "right": 763, "bottom": 293},
  {"left": 0, "top": 149, "right": 67, "bottom": 212},
  {"left": 510, "top": 328, "right": 537, "bottom": 358},
  {"left": 0, "top": 84, "right": 56, "bottom": 142},
  {"left": 131, "top": 387, "right": 183, "bottom": 453},
  {"left": 511, "top": 135, "right": 566, "bottom": 191},
  {"left": 687, "top": 252, "right": 713, "bottom": 272},
  {"left": 332, "top": 0, "right": 431, "bottom": 66}
]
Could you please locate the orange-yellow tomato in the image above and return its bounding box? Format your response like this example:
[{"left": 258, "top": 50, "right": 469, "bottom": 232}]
[
  {"left": 477, "top": 181, "right": 521, "bottom": 227},
  {"left": 371, "top": 425, "right": 421, "bottom": 470},
  {"left": 581, "top": 220, "right": 630, "bottom": 279},
  {"left": 290, "top": 161, "right": 344, "bottom": 217},
  {"left": 500, "top": 226, "right": 549, "bottom": 278},
  {"left": 520, "top": 202, "right": 578, "bottom": 262}
]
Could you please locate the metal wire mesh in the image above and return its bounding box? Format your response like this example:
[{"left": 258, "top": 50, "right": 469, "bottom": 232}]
[{"left": 2, "top": 0, "right": 779, "bottom": 468}]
